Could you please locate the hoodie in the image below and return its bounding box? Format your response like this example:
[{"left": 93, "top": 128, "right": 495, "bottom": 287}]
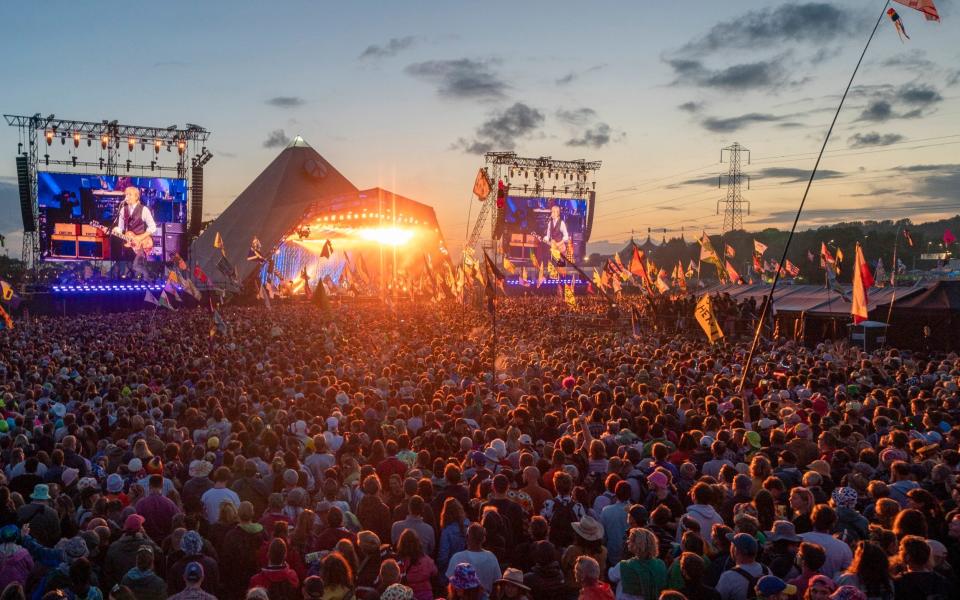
[
  {"left": 248, "top": 564, "right": 299, "bottom": 594},
  {"left": 677, "top": 504, "right": 724, "bottom": 542},
  {"left": 0, "top": 545, "right": 33, "bottom": 590},
  {"left": 121, "top": 567, "right": 167, "bottom": 600},
  {"left": 835, "top": 507, "right": 869, "bottom": 543},
  {"left": 221, "top": 522, "right": 266, "bottom": 597}
]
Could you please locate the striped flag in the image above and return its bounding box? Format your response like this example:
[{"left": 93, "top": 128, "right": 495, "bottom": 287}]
[
  {"left": 753, "top": 240, "right": 768, "bottom": 256},
  {"left": 893, "top": 0, "right": 940, "bottom": 21},
  {"left": 785, "top": 260, "right": 800, "bottom": 277},
  {"left": 851, "top": 244, "right": 874, "bottom": 324},
  {"left": 725, "top": 244, "right": 736, "bottom": 258}
]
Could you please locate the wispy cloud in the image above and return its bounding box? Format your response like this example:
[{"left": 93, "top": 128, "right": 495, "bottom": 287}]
[
  {"left": 454, "top": 102, "right": 544, "bottom": 154},
  {"left": 847, "top": 132, "right": 904, "bottom": 148},
  {"left": 555, "top": 64, "right": 606, "bottom": 86},
  {"left": 700, "top": 112, "right": 783, "bottom": 133},
  {"left": 665, "top": 56, "right": 798, "bottom": 91},
  {"left": 359, "top": 36, "right": 416, "bottom": 60},
  {"left": 263, "top": 129, "right": 291, "bottom": 149},
  {"left": 405, "top": 58, "right": 507, "bottom": 101},
  {"left": 266, "top": 96, "right": 306, "bottom": 108}
]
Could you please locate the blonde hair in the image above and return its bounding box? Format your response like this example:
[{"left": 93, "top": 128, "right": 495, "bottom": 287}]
[
  {"left": 575, "top": 555, "right": 600, "bottom": 584},
  {"left": 218, "top": 500, "right": 239, "bottom": 525},
  {"left": 627, "top": 528, "right": 658, "bottom": 560}
]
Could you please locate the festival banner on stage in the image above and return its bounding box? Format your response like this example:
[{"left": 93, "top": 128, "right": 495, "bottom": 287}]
[
  {"left": 695, "top": 295, "right": 724, "bottom": 343},
  {"left": 473, "top": 168, "right": 491, "bottom": 199}
]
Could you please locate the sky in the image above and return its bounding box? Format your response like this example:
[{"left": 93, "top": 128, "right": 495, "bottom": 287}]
[{"left": 1, "top": 0, "right": 959, "bottom": 257}]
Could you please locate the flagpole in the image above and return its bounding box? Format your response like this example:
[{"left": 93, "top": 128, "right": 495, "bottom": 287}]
[
  {"left": 886, "top": 224, "right": 901, "bottom": 326},
  {"left": 737, "top": 0, "right": 891, "bottom": 421}
]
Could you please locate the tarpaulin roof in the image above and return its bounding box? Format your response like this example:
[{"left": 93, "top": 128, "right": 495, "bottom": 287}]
[
  {"left": 697, "top": 282, "right": 931, "bottom": 316},
  {"left": 875, "top": 280, "right": 960, "bottom": 312}
]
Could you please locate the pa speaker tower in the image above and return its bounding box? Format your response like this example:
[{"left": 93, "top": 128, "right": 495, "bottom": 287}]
[
  {"left": 15, "top": 155, "right": 35, "bottom": 232},
  {"left": 190, "top": 165, "right": 203, "bottom": 236}
]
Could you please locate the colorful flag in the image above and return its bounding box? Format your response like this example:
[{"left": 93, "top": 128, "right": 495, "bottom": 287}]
[
  {"left": 320, "top": 239, "right": 333, "bottom": 258},
  {"left": 752, "top": 254, "right": 763, "bottom": 275},
  {"left": 656, "top": 269, "right": 671, "bottom": 294},
  {"left": 0, "top": 280, "right": 13, "bottom": 302},
  {"left": 944, "top": 228, "right": 956, "bottom": 245},
  {"left": 694, "top": 295, "right": 724, "bottom": 343},
  {"left": 216, "top": 255, "right": 237, "bottom": 282},
  {"left": 725, "top": 260, "right": 744, "bottom": 284},
  {"left": 686, "top": 260, "right": 697, "bottom": 278},
  {"left": 0, "top": 304, "right": 13, "bottom": 330},
  {"left": 699, "top": 232, "right": 725, "bottom": 281},
  {"left": 193, "top": 265, "right": 208, "bottom": 284},
  {"left": 158, "top": 290, "right": 176, "bottom": 310},
  {"left": 564, "top": 282, "right": 576, "bottom": 308},
  {"left": 630, "top": 246, "right": 654, "bottom": 294},
  {"left": 675, "top": 260, "right": 687, "bottom": 293},
  {"left": 502, "top": 256, "right": 516, "bottom": 275},
  {"left": 213, "top": 232, "right": 224, "bottom": 253},
  {"left": 893, "top": 0, "right": 940, "bottom": 22},
  {"left": 143, "top": 290, "right": 160, "bottom": 306},
  {"left": 887, "top": 8, "right": 910, "bottom": 40},
  {"left": 528, "top": 250, "right": 540, "bottom": 269},
  {"left": 851, "top": 243, "right": 874, "bottom": 324},
  {"left": 820, "top": 242, "right": 835, "bottom": 268},
  {"left": 807, "top": 249, "right": 815, "bottom": 263},
  {"left": 785, "top": 260, "right": 800, "bottom": 277},
  {"left": 753, "top": 240, "right": 768, "bottom": 256},
  {"left": 212, "top": 309, "right": 229, "bottom": 336},
  {"left": 247, "top": 236, "right": 265, "bottom": 263},
  {"left": 181, "top": 275, "right": 202, "bottom": 301},
  {"left": 903, "top": 228, "right": 914, "bottom": 247},
  {"left": 473, "top": 167, "right": 491, "bottom": 199},
  {"left": 725, "top": 244, "right": 735, "bottom": 258}
]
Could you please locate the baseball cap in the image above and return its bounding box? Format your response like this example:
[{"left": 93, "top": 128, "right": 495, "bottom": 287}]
[
  {"left": 184, "top": 561, "right": 204, "bottom": 583},
  {"left": 727, "top": 532, "right": 759, "bottom": 555},
  {"left": 757, "top": 575, "right": 797, "bottom": 598}
]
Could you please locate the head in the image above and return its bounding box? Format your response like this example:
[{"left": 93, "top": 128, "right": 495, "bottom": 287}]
[
  {"left": 574, "top": 556, "right": 601, "bottom": 586},
  {"left": 124, "top": 186, "right": 141, "bottom": 208},
  {"left": 550, "top": 205, "right": 560, "bottom": 220}
]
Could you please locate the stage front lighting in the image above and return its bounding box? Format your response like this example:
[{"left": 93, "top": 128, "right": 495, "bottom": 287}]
[
  {"left": 73, "top": 132, "right": 80, "bottom": 148},
  {"left": 101, "top": 135, "right": 109, "bottom": 149},
  {"left": 45, "top": 131, "right": 54, "bottom": 145},
  {"left": 357, "top": 226, "right": 415, "bottom": 247},
  {"left": 128, "top": 137, "right": 136, "bottom": 151}
]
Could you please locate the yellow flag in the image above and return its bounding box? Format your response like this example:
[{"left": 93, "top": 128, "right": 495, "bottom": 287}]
[
  {"left": 529, "top": 250, "right": 540, "bottom": 269},
  {"left": 0, "top": 281, "right": 13, "bottom": 302},
  {"left": 547, "top": 260, "right": 559, "bottom": 279},
  {"left": 564, "top": 283, "right": 576, "bottom": 308},
  {"left": 166, "top": 270, "right": 180, "bottom": 284},
  {"left": 213, "top": 232, "right": 225, "bottom": 256},
  {"left": 502, "top": 256, "right": 516, "bottom": 275},
  {"left": 694, "top": 295, "right": 724, "bottom": 343}
]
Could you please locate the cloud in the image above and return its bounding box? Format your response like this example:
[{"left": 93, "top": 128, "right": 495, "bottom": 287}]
[
  {"left": 359, "top": 36, "right": 416, "bottom": 60},
  {"left": 454, "top": 102, "right": 545, "bottom": 154},
  {"left": 668, "top": 174, "right": 721, "bottom": 189},
  {"left": 678, "top": 101, "right": 703, "bottom": 113},
  {"left": 266, "top": 96, "right": 306, "bottom": 108},
  {"left": 848, "top": 187, "right": 899, "bottom": 197},
  {"left": 894, "top": 164, "right": 960, "bottom": 201},
  {"left": 750, "top": 201, "right": 939, "bottom": 225},
  {"left": 405, "top": 58, "right": 507, "bottom": 100},
  {"left": 555, "top": 64, "right": 606, "bottom": 86},
  {"left": 847, "top": 132, "right": 904, "bottom": 148},
  {"left": 756, "top": 167, "right": 844, "bottom": 182},
  {"left": 567, "top": 123, "right": 618, "bottom": 148},
  {"left": 262, "top": 129, "right": 291, "bottom": 148},
  {"left": 665, "top": 57, "right": 795, "bottom": 91},
  {"left": 896, "top": 83, "right": 942, "bottom": 106},
  {"left": 855, "top": 83, "right": 943, "bottom": 122},
  {"left": 681, "top": 3, "right": 853, "bottom": 54},
  {"left": 857, "top": 100, "right": 894, "bottom": 122},
  {"left": 879, "top": 53, "right": 935, "bottom": 70},
  {"left": 556, "top": 108, "right": 597, "bottom": 126},
  {"left": 700, "top": 112, "right": 782, "bottom": 132}
]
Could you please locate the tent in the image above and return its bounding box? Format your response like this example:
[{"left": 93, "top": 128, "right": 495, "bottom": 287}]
[
  {"left": 193, "top": 136, "right": 357, "bottom": 285},
  {"left": 874, "top": 280, "right": 960, "bottom": 350}
]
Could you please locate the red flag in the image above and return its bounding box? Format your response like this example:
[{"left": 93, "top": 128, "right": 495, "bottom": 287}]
[
  {"left": 472, "top": 168, "right": 491, "bottom": 199},
  {"left": 629, "top": 246, "right": 654, "bottom": 294},
  {"left": 725, "top": 260, "right": 744, "bottom": 284},
  {"left": 851, "top": 243, "right": 874, "bottom": 324},
  {"left": 725, "top": 244, "right": 735, "bottom": 258},
  {"left": 820, "top": 242, "right": 835, "bottom": 267},
  {"left": 785, "top": 260, "right": 800, "bottom": 277},
  {"left": 944, "top": 228, "right": 956, "bottom": 245},
  {"left": 193, "top": 265, "right": 208, "bottom": 284},
  {"left": 752, "top": 254, "right": 763, "bottom": 274},
  {"left": 903, "top": 228, "right": 914, "bottom": 247},
  {"left": 893, "top": 0, "right": 940, "bottom": 22},
  {"left": 321, "top": 239, "right": 333, "bottom": 258}
]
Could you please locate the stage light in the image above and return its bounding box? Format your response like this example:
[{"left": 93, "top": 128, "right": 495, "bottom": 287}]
[
  {"left": 60, "top": 132, "right": 66, "bottom": 145},
  {"left": 154, "top": 140, "right": 162, "bottom": 153},
  {"left": 177, "top": 140, "right": 186, "bottom": 155},
  {"left": 44, "top": 154, "right": 49, "bottom": 166},
  {"left": 45, "top": 131, "right": 53, "bottom": 145},
  {"left": 128, "top": 137, "right": 136, "bottom": 151},
  {"left": 73, "top": 132, "right": 80, "bottom": 148},
  {"left": 72, "top": 156, "right": 77, "bottom": 167},
  {"left": 140, "top": 141, "right": 146, "bottom": 151},
  {"left": 357, "top": 226, "right": 415, "bottom": 247},
  {"left": 101, "top": 135, "right": 108, "bottom": 149},
  {"left": 99, "top": 158, "right": 104, "bottom": 169},
  {"left": 125, "top": 159, "right": 131, "bottom": 172}
]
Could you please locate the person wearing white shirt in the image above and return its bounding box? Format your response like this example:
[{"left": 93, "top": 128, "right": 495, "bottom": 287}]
[{"left": 112, "top": 186, "right": 157, "bottom": 279}]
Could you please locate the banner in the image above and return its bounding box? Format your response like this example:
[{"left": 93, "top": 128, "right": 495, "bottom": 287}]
[{"left": 695, "top": 295, "right": 724, "bottom": 343}]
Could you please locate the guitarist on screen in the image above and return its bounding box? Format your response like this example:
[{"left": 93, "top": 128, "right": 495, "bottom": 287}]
[
  {"left": 541, "top": 204, "right": 571, "bottom": 263},
  {"left": 112, "top": 186, "right": 157, "bottom": 279}
]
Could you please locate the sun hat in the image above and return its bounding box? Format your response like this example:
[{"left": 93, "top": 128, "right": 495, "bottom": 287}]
[
  {"left": 571, "top": 516, "right": 604, "bottom": 542},
  {"left": 496, "top": 568, "right": 531, "bottom": 591},
  {"left": 30, "top": 484, "right": 51, "bottom": 501},
  {"left": 450, "top": 563, "right": 481, "bottom": 591},
  {"left": 381, "top": 584, "right": 414, "bottom": 600},
  {"left": 756, "top": 575, "right": 797, "bottom": 598},
  {"left": 768, "top": 520, "right": 801, "bottom": 543}
]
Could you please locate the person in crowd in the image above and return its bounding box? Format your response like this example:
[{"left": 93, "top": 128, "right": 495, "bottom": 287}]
[
  {"left": 118, "top": 545, "right": 166, "bottom": 600},
  {"left": 573, "top": 556, "right": 613, "bottom": 600},
  {"left": 608, "top": 528, "right": 667, "bottom": 600}
]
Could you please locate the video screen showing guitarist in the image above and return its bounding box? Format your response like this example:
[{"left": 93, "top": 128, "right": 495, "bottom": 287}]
[
  {"left": 539, "top": 204, "right": 571, "bottom": 265},
  {"left": 112, "top": 186, "right": 157, "bottom": 279}
]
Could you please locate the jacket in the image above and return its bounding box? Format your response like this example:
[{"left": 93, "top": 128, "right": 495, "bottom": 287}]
[
  {"left": 168, "top": 554, "right": 219, "bottom": 596},
  {"left": 121, "top": 568, "right": 167, "bottom": 600},
  {"left": 16, "top": 502, "right": 61, "bottom": 547},
  {"left": 677, "top": 504, "right": 724, "bottom": 542},
  {"left": 220, "top": 523, "right": 266, "bottom": 598},
  {"left": 0, "top": 546, "right": 33, "bottom": 590},
  {"left": 104, "top": 533, "right": 162, "bottom": 592},
  {"left": 438, "top": 521, "right": 469, "bottom": 578},
  {"left": 357, "top": 495, "right": 392, "bottom": 543},
  {"left": 835, "top": 507, "right": 869, "bottom": 543},
  {"left": 401, "top": 556, "right": 437, "bottom": 600},
  {"left": 248, "top": 565, "right": 299, "bottom": 594}
]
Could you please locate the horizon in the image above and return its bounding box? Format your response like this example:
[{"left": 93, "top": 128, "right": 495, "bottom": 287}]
[{"left": 1, "top": 1, "right": 959, "bottom": 257}]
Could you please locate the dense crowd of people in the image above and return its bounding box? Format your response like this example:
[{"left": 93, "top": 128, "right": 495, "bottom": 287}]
[{"left": 0, "top": 296, "right": 957, "bottom": 600}]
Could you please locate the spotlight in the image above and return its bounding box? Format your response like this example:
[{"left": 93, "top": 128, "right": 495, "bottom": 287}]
[
  {"left": 154, "top": 140, "right": 161, "bottom": 154},
  {"left": 60, "top": 132, "right": 66, "bottom": 145},
  {"left": 72, "top": 156, "right": 77, "bottom": 167},
  {"left": 128, "top": 137, "right": 136, "bottom": 151},
  {"left": 45, "top": 131, "right": 53, "bottom": 145},
  {"left": 125, "top": 159, "right": 131, "bottom": 172},
  {"left": 177, "top": 140, "right": 186, "bottom": 155},
  {"left": 101, "top": 135, "right": 109, "bottom": 149},
  {"left": 140, "top": 141, "right": 146, "bottom": 151},
  {"left": 99, "top": 158, "right": 104, "bottom": 169},
  {"left": 44, "top": 154, "right": 49, "bottom": 166},
  {"left": 73, "top": 132, "right": 80, "bottom": 148}
]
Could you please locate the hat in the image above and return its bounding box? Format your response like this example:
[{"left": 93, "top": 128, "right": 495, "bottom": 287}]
[
  {"left": 758, "top": 418, "right": 778, "bottom": 430},
  {"left": 727, "top": 532, "right": 758, "bottom": 555},
  {"left": 107, "top": 473, "right": 124, "bottom": 494},
  {"left": 326, "top": 416, "right": 339, "bottom": 431},
  {"left": 30, "top": 484, "right": 51, "bottom": 501},
  {"left": 496, "top": 568, "right": 531, "bottom": 591},
  {"left": 77, "top": 477, "right": 99, "bottom": 492},
  {"left": 61, "top": 467, "right": 80, "bottom": 488},
  {"left": 808, "top": 575, "right": 837, "bottom": 593},
  {"left": 283, "top": 469, "right": 299, "bottom": 486},
  {"left": 830, "top": 586, "right": 866, "bottom": 600},
  {"left": 451, "top": 563, "right": 481, "bottom": 591},
  {"left": 793, "top": 423, "right": 811, "bottom": 439},
  {"left": 180, "top": 530, "right": 203, "bottom": 556},
  {"left": 381, "top": 583, "right": 414, "bottom": 600},
  {"left": 756, "top": 575, "right": 797, "bottom": 598},
  {"left": 52, "top": 403, "right": 67, "bottom": 418},
  {"left": 518, "top": 434, "right": 533, "bottom": 446},
  {"left": 831, "top": 487, "right": 857, "bottom": 510},
  {"left": 744, "top": 431, "right": 761, "bottom": 449},
  {"left": 63, "top": 536, "right": 89, "bottom": 561},
  {"left": 188, "top": 460, "right": 213, "bottom": 478},
  {"left": 124, "top": 514, "right": 145, "bottom": 532},
  {"left": 128, "top": 458, "right": 143, "bottom": 473},
  {"left": 647, "top": 471, "right": 669, "bottom": 490},
  {"left": 302, "top": 575, "right": 325, "bottom": 599},
  {"left": 768, "top": 520, "right": 801, "bottom": 543},
  {"left": 699, "top": 435, "right": 715, "bottom": 448},
  {"left": 184, "top": 561, "right": 205, "bottom": 583},
  {"left": 571, "top": 516, "right": 604, "bottom": 542},
  {"left": 0, "top": 524, "right": 19, "bottom": 543}
]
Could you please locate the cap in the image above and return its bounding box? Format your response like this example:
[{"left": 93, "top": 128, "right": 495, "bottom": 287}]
[
  {"left": 123, "top": 514, "right": 145, "bottom": 532},
  {"left": 184, "top": 561, "right": 204, "bottom": 583},
  {"left": 756, "top": 575, "right": 797, "bottom": 597},
  {"left": 727, "top": 532, "right": 759, "bottom": 555}
]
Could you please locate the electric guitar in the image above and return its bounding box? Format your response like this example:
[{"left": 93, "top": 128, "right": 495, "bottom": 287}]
[
  {"left": 532, "top": 233, "right": 574, "bottom": 263},
  {"left": 88, "top": 220, "right": 155, "bottom": 252}
]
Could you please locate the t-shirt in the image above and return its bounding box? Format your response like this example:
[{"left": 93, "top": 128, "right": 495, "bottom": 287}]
[
  {"left": 445, "top": 549, "right": 501, "bottom": 594},
  {"left": 715, "top": 562, "right": 768, "bottom": 600},
  {"left": 798, "top": 531, "right": 852, "bottom": 577},
  {"left": 200, "top": 486, "right": 241, "bottom": 523},
  {"left": 893, "top": 571, "right": 950, "bottom": 600}
]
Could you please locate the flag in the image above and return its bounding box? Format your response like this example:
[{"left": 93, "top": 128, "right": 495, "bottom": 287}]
[
  {"left": 158, "top": 290, "right": 175, "bottom": 310},
  {"left": 496, "top": 180, "right": 507, "bottom": 209},
  {"left": 820, "top": 242, "right": 835, "bottom": 268},
  {"left": 592, "top": 268, "right": 603, "bottom": 290},
  {"left": 656, "top": 269, "right": 671, "bottom": 294},
  {"left": 0, "top": 280, "right": 13, "bottom": 302},
  {"left": 675, "top": 260, "right": 687, "bottom": 293},
  {"left": 725, "top": 260, "right": 744, "bottom": 284},
  {"left": 528, "top": 250, "right": 540, "bottom": 269},
  {"left": 835, "top": 248, "right": 844, "bottom": 272},
  {"left": 630, "top": 306, "right": 642, "bottom": 337},
  {"left": 944, "top": 228, "right": 956, "bottom": 245},
  {"left": 694, "top": 295, "right": 724, "bottom": 343},
  {"left": 483, "top": 251, "right": 505, "bottom": 285},
  {"left": 213, "top": 232, "right": 224, "bottom": 254},
  {"left": 181, "top": 275, "right": 202, "bottom": 301},
  {"left": 887, "top": 8, "right": 910, "bottom": 40},
  {"left": 893, "top": 0, "right": 940, "bottom": 21},
  {"left": 320, "top": 239, "right": 333, "bottom": 258},
  {"left": 807, "top": 249, "right": 815, "bottom": 263},
  {"left": 216, "top": 255, "right": 236, "bottom": 282},
  {"left": 547, "top": 259, "right": 559, "bottom": 280},
  {"left": 355, "top": 254, "right": 370, "bottom": 284},
  {"left": 143, "top": 290, "right": 160, "bottom": 306},
  {"left": 785, "top": 260, "right": 800, "bottom": 277},
  {"left": 502, "top": 256, "right": 516, "bottom": 275},
  {"left": 752, "top": 254, "right": 763, "bottom": 275},
  {"left": 193, "top": 265, "right": 208, "bottom": 284},
  {"left": 536, "top": 263, "right": 545, "bottom": 288},
  {"left": 0, "top": 304, "right": 11, "bottom": 331},
  {"left": 163, "top": 281, "right": 181, "bottom": 303},
  {"left": 171, "top": 252, "right": 187, "bottom": 272},
  {"left": 725, "top": 244, "right": 735, "bottom": 258},
  {"left": 753, "top": 240, "right": 768, "bottom": 256},
  {"left": 473, "top": 167, "right": 491, "bottom": 199},
  {"left": 630, "top": 246, "right": 654, "bottom": 293},
  {"left": 903, "top": 228, "right": 914, "bottom": 247},
  {"left": 247, "top": 236, "right": 265, "bottom": 263},
  {"left": 564, "top": 282, "right": 576, "bottom": 308},
  {"left": 519, "top": 267, "right": 531, "bottom": 287},
  {"left": 698, "top": 232, "right": 725, "bottom": 281},
  {"left": 212, "top": 309, "right": 229, "bottom": 336},
  {"left": 874, "top": 259, "right": 886, "bottom": 287},
  {"left": 851, "top": 243, "right": 874, "bottom": 324},
  {"left": 686, "top": 260, "right": 697, "bottom": 278}
]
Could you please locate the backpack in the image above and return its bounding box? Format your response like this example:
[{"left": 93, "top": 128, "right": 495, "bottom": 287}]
[
  {"left": 548, "top": 498, "right": 578, "bottom": 548},
  {"left": 730, "top": 565, "right": 769, "bottom": 600},
  {"left": 267, "top": 577, "right": 298, "bottom": 600}
]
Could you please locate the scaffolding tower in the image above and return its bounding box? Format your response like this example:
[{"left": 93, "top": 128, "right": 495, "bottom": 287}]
[{"left": 717, "top": 142, "right": 750, "bottom": 234}]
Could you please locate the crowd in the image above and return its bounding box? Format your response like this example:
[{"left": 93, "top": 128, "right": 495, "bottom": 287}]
[{"left": 0, "top": 296, "right": 957, "bottom": 600}]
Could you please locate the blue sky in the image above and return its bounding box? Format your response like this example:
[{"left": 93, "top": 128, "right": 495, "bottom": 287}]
[{"left": 1, "top": 0, "right": 959, "bottom": 256}]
